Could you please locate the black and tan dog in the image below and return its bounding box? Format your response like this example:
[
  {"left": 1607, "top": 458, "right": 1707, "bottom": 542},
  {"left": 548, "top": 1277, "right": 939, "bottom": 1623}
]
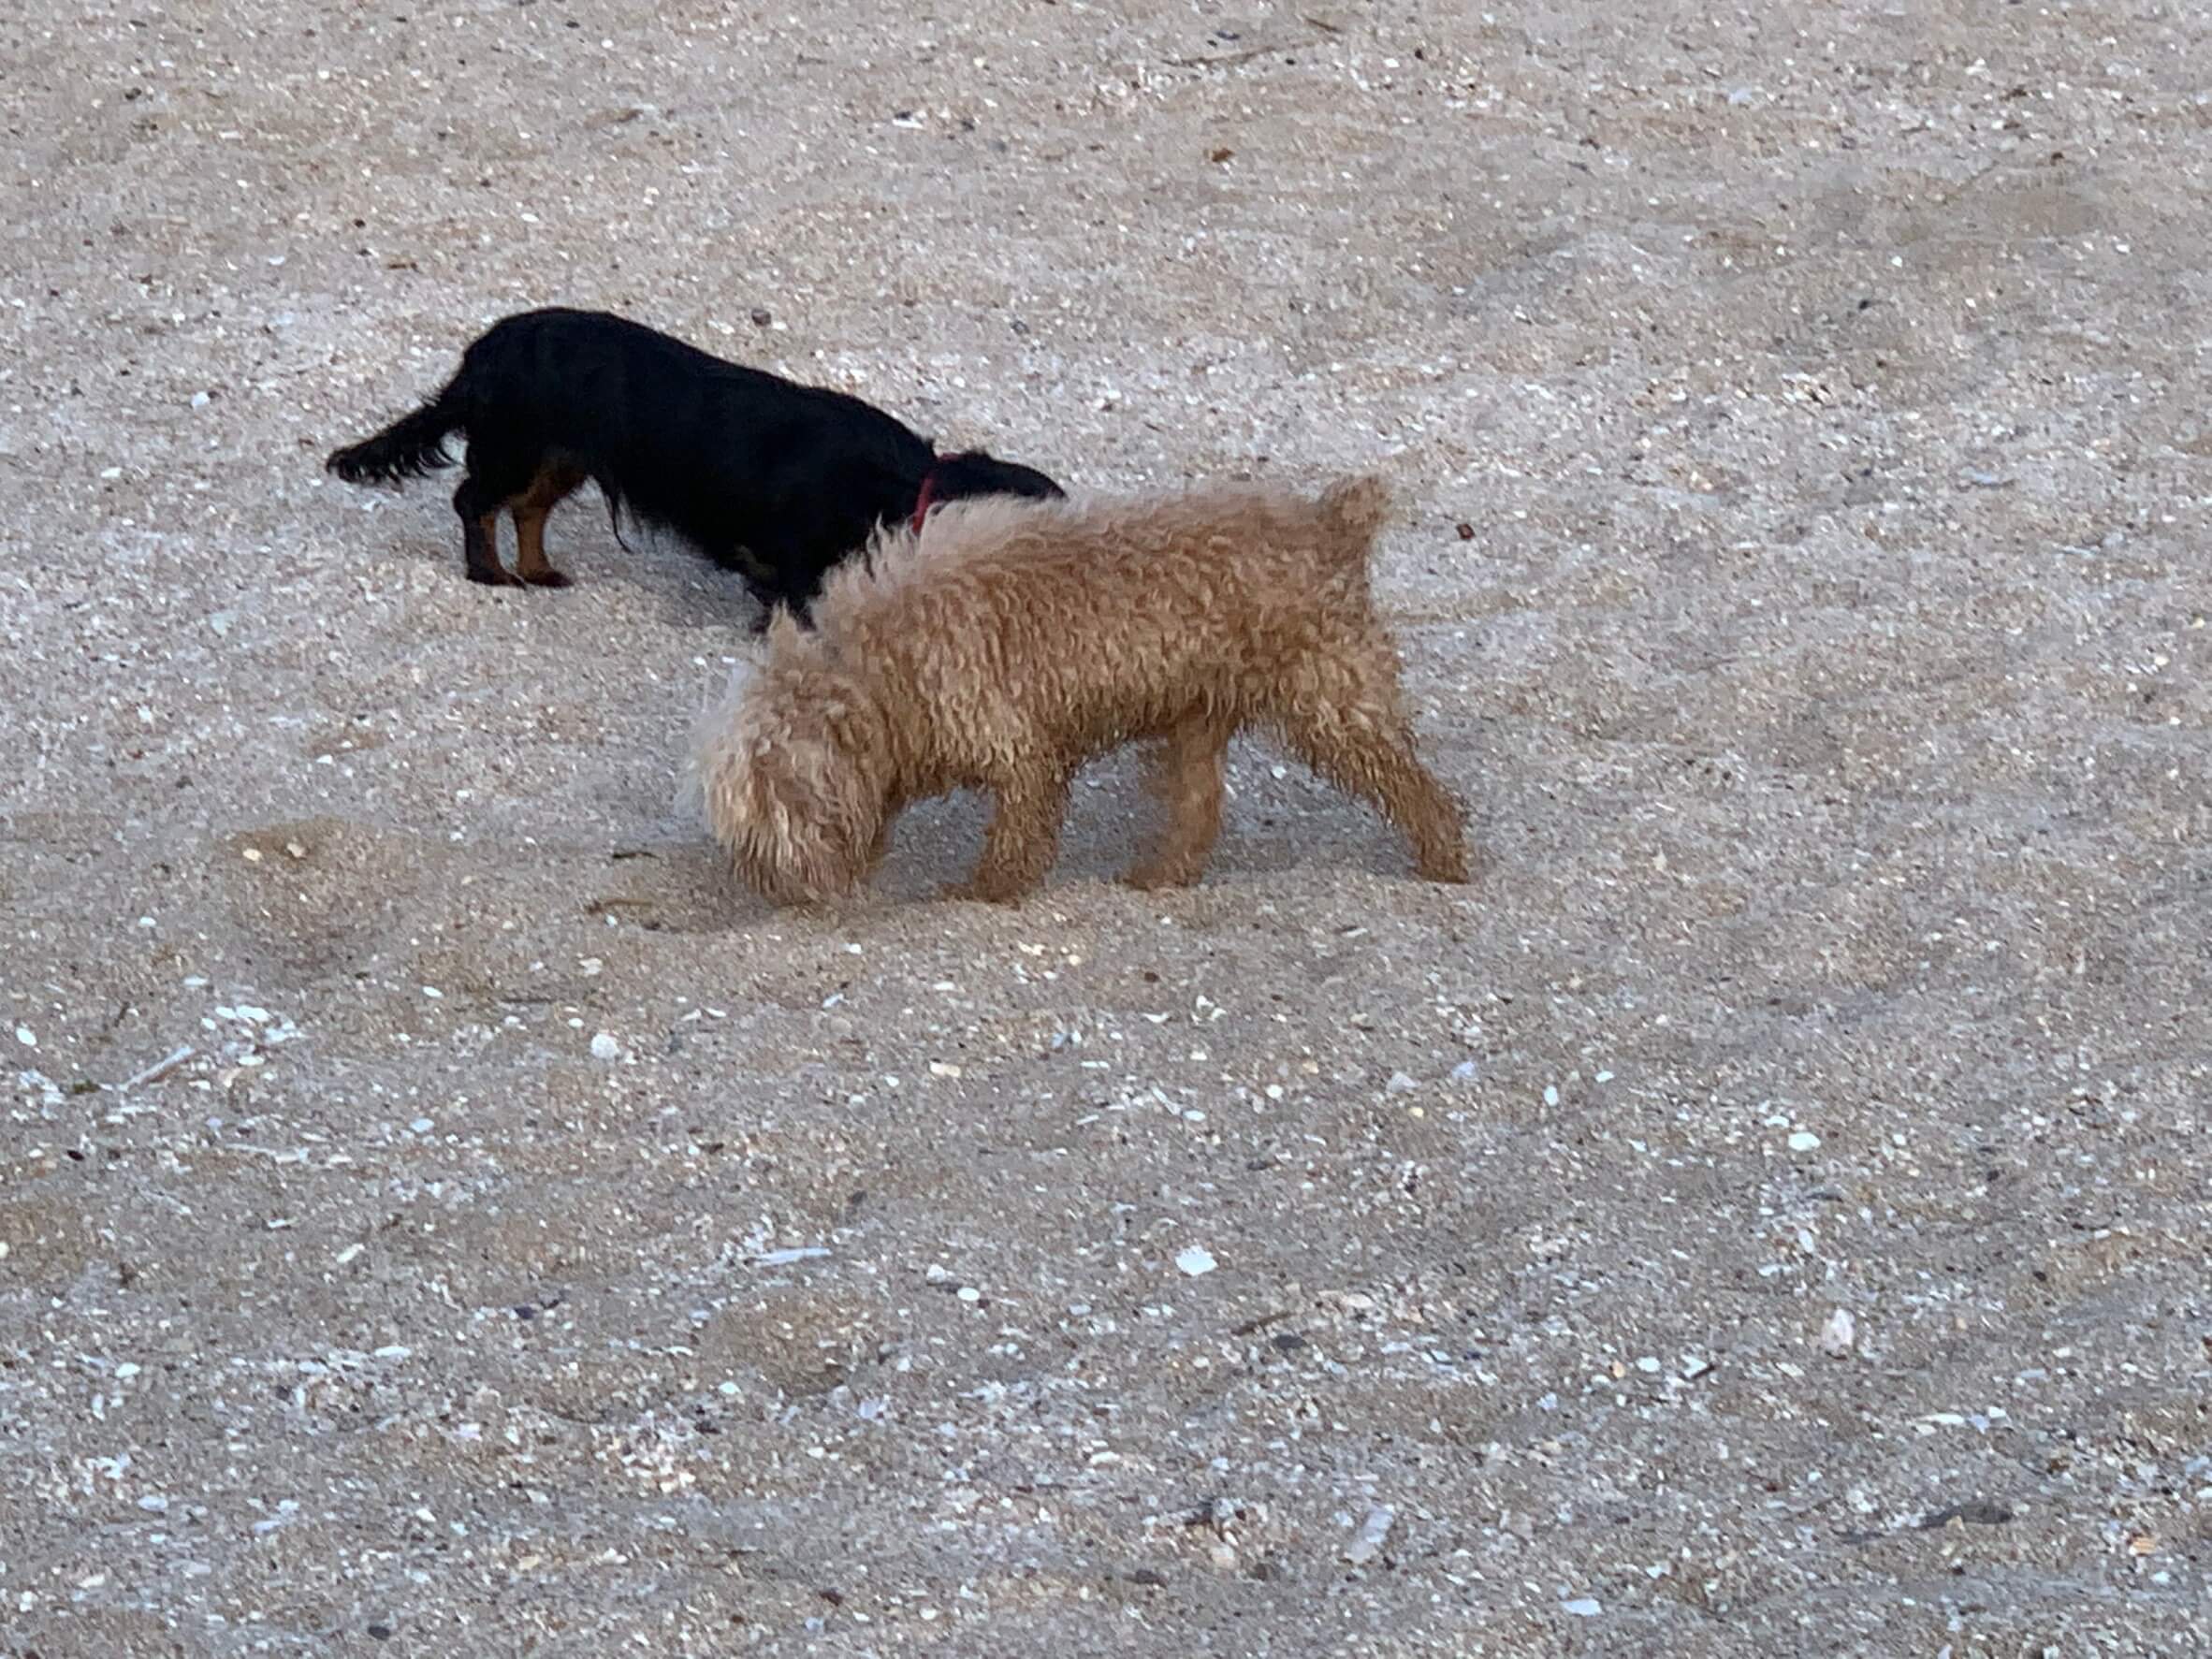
[{"left": 325, "top": 307, "right": 1064, "bottom": 620}]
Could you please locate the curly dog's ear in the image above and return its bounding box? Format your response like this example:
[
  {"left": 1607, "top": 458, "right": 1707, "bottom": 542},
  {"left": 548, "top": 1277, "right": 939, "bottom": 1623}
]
[{"left": 691, "top": 660, "right": 884, "bottom": 906}]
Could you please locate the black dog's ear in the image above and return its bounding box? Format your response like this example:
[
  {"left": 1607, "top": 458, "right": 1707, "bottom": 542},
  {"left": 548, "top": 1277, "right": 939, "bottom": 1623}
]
[{"left": 937, "top": 451, "right": 1066, "bottom": 502}]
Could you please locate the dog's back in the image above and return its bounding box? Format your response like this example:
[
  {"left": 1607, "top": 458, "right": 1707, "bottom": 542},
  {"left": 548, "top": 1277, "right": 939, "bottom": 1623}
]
[
  {"left": 822, "top": 479, "right": 1393, "bottom": 744},
  {"left": 837, "top": 477, "right": 1388, "bottom": 631},
  {"left": 458, "top": 309, "right": 926, "bottom": 505}
]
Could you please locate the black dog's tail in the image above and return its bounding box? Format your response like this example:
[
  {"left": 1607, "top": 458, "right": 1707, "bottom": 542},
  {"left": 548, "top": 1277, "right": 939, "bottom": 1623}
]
[{"left": 326, "top": 389, "right": 464, "bottom": 484}]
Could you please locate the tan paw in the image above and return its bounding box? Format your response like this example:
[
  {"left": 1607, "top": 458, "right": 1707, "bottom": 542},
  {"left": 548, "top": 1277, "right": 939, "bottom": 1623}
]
[
  {"left": 939, "top": 878, "right": 1029, "bottom": 906},
  {"left": 1418, "top": 843, "right": 1475, "bottom": 884},
  {"left": 1121, "top": 861, "right": 1202, "bottom": 892}
]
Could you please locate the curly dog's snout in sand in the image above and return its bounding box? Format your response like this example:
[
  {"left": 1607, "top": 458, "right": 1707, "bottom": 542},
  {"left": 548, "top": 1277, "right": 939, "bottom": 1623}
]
[
  {"left": 689, "top": 476, "right": 1471, "bottom": 906},
  {"left": 689, "top": 635, "right": 892, "bottom": 904}
]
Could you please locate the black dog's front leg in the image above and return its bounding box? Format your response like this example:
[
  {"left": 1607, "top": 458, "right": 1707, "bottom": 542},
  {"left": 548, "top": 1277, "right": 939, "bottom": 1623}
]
[
  {"left": 714, "top": 538, "right": 808, "bottom": 633},
  {"left": 745, "top": 589, "right": 813, "bottom": 634},
  {"left": 747, "top": 545, "right": 825, "bottom": 634}
]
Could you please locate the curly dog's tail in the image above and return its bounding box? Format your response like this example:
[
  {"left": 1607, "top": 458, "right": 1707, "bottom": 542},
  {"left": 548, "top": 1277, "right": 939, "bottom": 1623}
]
[
  {"left": 1317, "top": 473, "right": 1392, "bottom": 546},
  {"left": 325, "top": 388, "right": 464, "bottom": 484}
]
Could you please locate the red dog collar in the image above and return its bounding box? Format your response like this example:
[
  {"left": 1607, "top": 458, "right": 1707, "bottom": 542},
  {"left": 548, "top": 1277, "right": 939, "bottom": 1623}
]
[{"left": 910, "top": 466, "right": 939, "bottom": 533}]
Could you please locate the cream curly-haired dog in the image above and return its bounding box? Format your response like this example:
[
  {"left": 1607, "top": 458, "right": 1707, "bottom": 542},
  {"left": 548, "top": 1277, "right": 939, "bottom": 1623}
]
[{"left": 689, "top": 475, "right": 1469, "bottom": 905}]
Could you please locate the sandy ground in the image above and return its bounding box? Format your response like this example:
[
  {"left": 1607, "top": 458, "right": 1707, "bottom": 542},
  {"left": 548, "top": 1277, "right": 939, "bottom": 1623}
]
[{"left": 2, "top": 0, "right": 2208, "bottom": 1652}]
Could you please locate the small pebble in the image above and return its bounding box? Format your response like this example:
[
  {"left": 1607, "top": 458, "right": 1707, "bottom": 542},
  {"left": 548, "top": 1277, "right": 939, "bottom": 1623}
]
[
  {"left": 1788, "top": 1129, "right": 1822, "bottom": 1152},
  {"left": 1819, "top": 1308, "right": 1856, "bottom": 1357},
  {"left": 589, "top": 1032, "right": 621, "bottom": 1060},
  {"left": 1562, "top": 1596, "right": 1603, "bottom": 1618},
  {"left": 750, "top": 1246, "right": 830, "bottom": 1267},
  {"left": 1175, "top": 1245, "right": 1217, "bottom": 1277},
  {"left": 1385, "top": 1070, "right": 1418, "bottom": 1094},
  {"left": 1343, "top": 1505, "right": 1394, "bottom": 1564}
]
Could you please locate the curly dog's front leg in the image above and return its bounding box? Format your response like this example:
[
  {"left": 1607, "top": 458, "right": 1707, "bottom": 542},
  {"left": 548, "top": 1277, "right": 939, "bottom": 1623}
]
[{"left": 945, "top": 764, "right": 1070, "bottom": 904}]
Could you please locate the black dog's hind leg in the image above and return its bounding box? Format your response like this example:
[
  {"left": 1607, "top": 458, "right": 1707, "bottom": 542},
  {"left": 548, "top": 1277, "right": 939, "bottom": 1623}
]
[
  {"left": 451, "top": 444, "right": 541, "bottom": 587},
  {"left": 511, "top": 461, "right": 587, "bottom": 588}
]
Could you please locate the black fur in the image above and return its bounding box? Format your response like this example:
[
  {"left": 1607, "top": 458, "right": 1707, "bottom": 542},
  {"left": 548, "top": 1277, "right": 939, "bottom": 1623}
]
[{"left": 326, "top": 307, "right": 1065, "bottom": 618}]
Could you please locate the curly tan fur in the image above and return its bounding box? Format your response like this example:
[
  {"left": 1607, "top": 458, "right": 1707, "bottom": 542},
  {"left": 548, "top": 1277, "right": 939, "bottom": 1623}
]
[{"left": 689, "top": 475, "right": 1471, "bottom": 905}]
